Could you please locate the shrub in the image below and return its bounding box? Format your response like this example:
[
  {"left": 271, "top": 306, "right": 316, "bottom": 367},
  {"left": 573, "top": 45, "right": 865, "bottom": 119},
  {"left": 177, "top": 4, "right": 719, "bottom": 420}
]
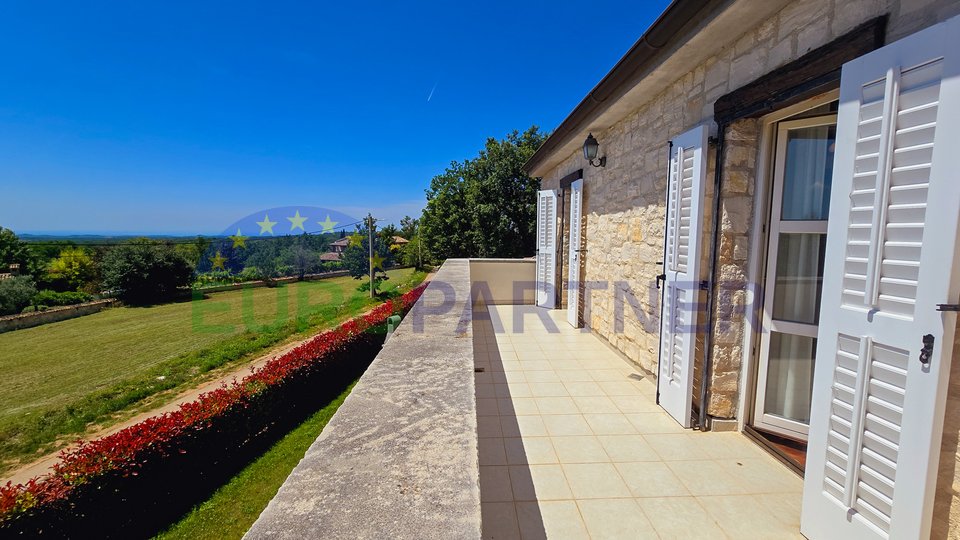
[
  {"left": 0, "top": 277, "right": 37, "bottom": 316},
  {"left": 101, "top": 240, "right": 193, "bottom": 304},
  {"left": 0, "top": 283, "right": 428, "bottom": 534},
  {"left": 46, "top": 248, "right": 95, "bottom": 292},
  {"left": 31, "top": 290, "right": 93, "bottom": 307}
]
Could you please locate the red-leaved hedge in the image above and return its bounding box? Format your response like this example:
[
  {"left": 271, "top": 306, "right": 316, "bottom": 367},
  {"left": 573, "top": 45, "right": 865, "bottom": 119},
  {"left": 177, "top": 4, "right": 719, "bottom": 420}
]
[{"left": 0, "top": 283, "right": 427, "bottom": 525}]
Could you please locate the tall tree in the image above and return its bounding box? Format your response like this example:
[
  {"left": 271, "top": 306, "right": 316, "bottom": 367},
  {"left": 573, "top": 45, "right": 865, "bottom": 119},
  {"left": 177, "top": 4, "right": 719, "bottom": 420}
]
[{"left": 421, "top": 126, "right": 547, "bottom": 261}]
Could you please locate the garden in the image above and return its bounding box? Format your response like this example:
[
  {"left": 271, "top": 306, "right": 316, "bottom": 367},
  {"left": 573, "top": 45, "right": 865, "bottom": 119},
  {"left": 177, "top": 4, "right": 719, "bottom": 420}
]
[{"left": 0, "top": 282, "right": 427, "bottom": 537}]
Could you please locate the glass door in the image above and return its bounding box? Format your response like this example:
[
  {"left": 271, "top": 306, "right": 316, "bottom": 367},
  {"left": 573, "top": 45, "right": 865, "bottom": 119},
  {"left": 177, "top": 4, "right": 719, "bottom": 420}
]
[{"left": 753, "top": 115, "right": 836, "bottom": 440}]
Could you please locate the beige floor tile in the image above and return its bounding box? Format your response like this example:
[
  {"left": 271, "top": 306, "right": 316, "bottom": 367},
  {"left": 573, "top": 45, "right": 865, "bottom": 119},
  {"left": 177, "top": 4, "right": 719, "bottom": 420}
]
[
  {"left": 480, "top": 466, "right": 514, "bottom": 502},
  {"left": 500, "top": 415, "right": 548, "bottom": 437},
  {"left": 667, "top": 460, "right": 750, "bottom": 496},
  {"left": 520, "top": 360, "right": 553, "bottom": 371},
  {"left": 563, "top": 381, "right": 605, "bottom": 396},
  {"left": 519, "top": 351, "right": 548, "bottom": 361},
  {"left": 588, "top": 369, "right": 629, "bottom": 382},
  {"left": 528, "top": 382, "right": 569, "bottom": 397},
  {"left": 475, "top": 371, "right": 493, "bottom": 384},
  {"left": 583, "top": 413, "right": 638, "bottom": 435},
  {"left": 548, "top": 359, "right": 581, "bottom": 371},
  {"left": 509, "top": 464, "right": 572, "bottom": 501},
  {"left": 517, "top": 500, "right": 589, "bottom": 540},
  {"left": 479, "top": 438, "right": 508, "bottom": 466},
  {"left": 482, "top": 502, "right": 521, "bottom": 540},
  {"left": 596, "top": 435, "right": 660, "bottom": 462},
  {"left": 476, "top": 384, "right": 497, "bottom": 399},
  {"left": 541, "top": 415, "right": 592, "bottom": 437},
  {"left": 572, "top": 395, "right": 620, "bottom": 414},
  {"left": 497, "top": 382, "right": 531, "bottom": 398},
  {"left": 608, "top": 394, "right": 662, "bottom": 413},
  {"left": 477, "top": 398, "right": 499, "bottom": 416},
  {"left": 500, "top": 361, "right": 523, "bottom": 372},
  {"left": 715, "top": 458, "right": 803, "bottom": 494},
  {"left": 550, "top": 436, "right": 609, "bottom": 463},
  {"left": 698, "top": 495, "right": 804, "bottom": 539},
  {"left": 577, "top": 498, "right": 658, "bottom": 539},
  {"left": 556, "top": 369, "right": 595, "bottom": 382},
  {"left": 644, "top": 433, "right": 711, "bottom": 461},
  {"left": 501, "top": 371, "right": 526, "bottom": 383},
  {"left": 523, "top": 370, "right": 561, "bottom": 383},
  {"left": 693, "top": 433, "right": 775, "bottom": 460},
  {"left": 597, "top": 381, "right": 643, "bottom": 396},
  {"left": 504, "top": 437, "right": 558, "bottom": 465},
  {"left": 477, "top": 416, "right": 503, "bottom": 438},
  {"left": 499, "top": 397, "right": 539, "bottom": 416},
  {"left": 562, "top": 463, "right": 632, "bottom": 499},
  {"left": 534, "top": 396, "right": 580, "bottom": 415},
  {"left": 636, "top": 497, "right": 727, "bottom": 539},
  {"left": 625, "top": 412, "right": 686, "bottom": 434},
  {"left": 756, "top": 492, "right": 802, "bottom": 528},
  {"left": 615, "top": 461, "right": 691, "bottom": 497}
]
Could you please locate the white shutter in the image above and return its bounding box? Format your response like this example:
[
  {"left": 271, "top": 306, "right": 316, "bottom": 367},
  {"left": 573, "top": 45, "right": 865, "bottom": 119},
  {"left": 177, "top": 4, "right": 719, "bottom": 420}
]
[
  {"left": 802, "top": 15, "right": 960, "bottom": 540},
  {"left": 658, "top": 124, "right": 709, "bottom": 427},
  {"left": 536, "top": 189, "right": 557, "bottom": 308},
  {"left": 567, "top": 179, "right": 584, "bottom": 327}
]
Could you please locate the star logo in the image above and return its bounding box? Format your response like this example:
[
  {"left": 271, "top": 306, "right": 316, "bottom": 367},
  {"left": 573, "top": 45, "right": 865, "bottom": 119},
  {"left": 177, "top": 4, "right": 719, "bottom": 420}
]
[
  {"left": 256, "top": 214, "right": 277, "bottom": 235},
  {"left": 318, "top": 214, "right": 338, "bottom": 233},
  {"left": 287, "top": 210, "right": 308, "bottom": 232},
  {"left": 348, "top": 233, "right": 364, "bottom": 248},
  {"left": 370, "top": 252, "right": 384, "bottom": 271},
  {"left": 209, "top": 251, "right": 227, "bottom": 271},
  {"left": 229, "top": 228, "right": 247, "bottom": 249}
]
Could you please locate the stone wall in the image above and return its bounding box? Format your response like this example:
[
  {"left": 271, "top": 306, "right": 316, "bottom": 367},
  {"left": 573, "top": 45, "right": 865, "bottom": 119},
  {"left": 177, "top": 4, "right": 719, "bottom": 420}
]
[
  {"left": 540, "top": 0, "right": 960, "bottom": 418},
  {"left": 0, "top": 299, "right": 118, "bottom": 333}
]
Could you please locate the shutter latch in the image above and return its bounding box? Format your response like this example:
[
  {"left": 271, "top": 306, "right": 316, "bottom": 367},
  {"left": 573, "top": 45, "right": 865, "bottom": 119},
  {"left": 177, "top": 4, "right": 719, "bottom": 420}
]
[
  {"left": 936, "top": 304, "right": 960, "bottom": 312},
  {"left": 656, "top": 273, "right": 666, "bottom": 290},
  {"left": 920, "top": 334, "right": 935, "bottom": 365}
]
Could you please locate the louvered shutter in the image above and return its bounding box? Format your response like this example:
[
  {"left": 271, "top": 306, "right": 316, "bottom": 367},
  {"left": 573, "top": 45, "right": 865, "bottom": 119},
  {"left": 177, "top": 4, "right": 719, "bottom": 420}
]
[
  {"left": 567, "top": 179, "right": 583, "bottom": 327},
  {"left": 658, "top": 125, "right": 709, "bottom": 427},
  {"left": 536, "top": 189, "right": 557, "bottom": 308},
  {"left": 802, "top": 15, "right": 960, "bottom": 540}
]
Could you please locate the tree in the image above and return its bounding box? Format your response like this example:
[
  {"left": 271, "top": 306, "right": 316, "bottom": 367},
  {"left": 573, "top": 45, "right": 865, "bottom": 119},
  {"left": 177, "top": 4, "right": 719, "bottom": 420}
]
[
  {"left": 47, "top": 247, "right": 95, "bottom": 291},
  {"left": 100, "top": 239, "right": 194, "bottom": 304},
  {"left": 399, "top": 216, "right": 419, "bottom": 240},
  {"left": 0, "top": 276, "right": 37, "bottom": 315},
  {"left": 341, "top": 219, "right": 392, "bottom": 294},
  {"left": 0, "top": 227, "right": 43, "bottom": 280},
  {"left": 281, "top": 237, "right": 319, "bottom": 280},
  {"left": 421, "top": 126, "right": 547, "bottom": 261}
]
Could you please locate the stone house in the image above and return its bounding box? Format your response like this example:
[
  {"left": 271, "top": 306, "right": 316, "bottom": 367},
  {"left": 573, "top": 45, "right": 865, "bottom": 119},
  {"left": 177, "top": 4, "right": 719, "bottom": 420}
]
[{"left": 525, "top": 0, "right": 960, "bottom": 537}]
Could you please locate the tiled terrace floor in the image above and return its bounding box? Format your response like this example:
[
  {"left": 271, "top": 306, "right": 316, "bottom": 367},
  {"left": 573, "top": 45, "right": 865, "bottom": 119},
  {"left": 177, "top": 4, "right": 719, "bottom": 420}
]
[{"left": 474, "top": 305, "right": 803, "bottom": 539}]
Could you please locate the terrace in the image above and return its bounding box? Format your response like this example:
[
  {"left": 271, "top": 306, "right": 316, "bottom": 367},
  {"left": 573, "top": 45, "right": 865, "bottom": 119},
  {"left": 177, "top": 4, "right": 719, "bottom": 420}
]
[{"left": 248, "top": 259, "right": 803, "bottom": 538}]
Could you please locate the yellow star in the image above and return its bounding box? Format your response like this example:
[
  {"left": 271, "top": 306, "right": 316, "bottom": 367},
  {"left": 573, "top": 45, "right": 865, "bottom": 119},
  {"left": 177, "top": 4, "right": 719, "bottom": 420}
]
[
  {"left": 318, "top": 214, "right": 338, "bottom": 233},
  {"left": 287, "top": 210, "right": 308, "bottom": 232},
  {"left": 256, "top": 214, "right": 277, "bottom": 235},
  {"left": 209, "top": 251, "right": 227, "bottom": 271},
  {"left": 370, "top": 252, "right": 384, "bottom": 271},
  {"left": 348, "top": 233, "right": 364, "bottom": 247},
  {"left": 229, "top": 228, "right": 247, "bottom": 249}
]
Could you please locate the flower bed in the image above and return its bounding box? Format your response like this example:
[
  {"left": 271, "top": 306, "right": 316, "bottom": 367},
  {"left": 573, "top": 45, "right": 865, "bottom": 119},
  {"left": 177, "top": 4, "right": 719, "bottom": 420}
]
[{"left": 0, "top": 283, "right": 427, "bottom": 536}]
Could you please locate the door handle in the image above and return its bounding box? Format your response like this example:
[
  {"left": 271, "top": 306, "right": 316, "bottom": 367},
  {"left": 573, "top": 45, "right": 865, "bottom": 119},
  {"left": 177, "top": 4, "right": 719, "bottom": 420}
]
[
  {"left": 920, "top": 334, "right": 935, "bottom": 365},
  {"left": 656, "top": 273, "right": 666, "bottom": 290}
]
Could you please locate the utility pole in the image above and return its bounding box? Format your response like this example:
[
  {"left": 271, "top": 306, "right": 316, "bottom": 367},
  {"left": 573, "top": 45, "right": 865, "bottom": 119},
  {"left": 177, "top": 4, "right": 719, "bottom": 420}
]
[
  {"left": 417, "top": 221, "right": 422, "bottom": 269},
  {"left": 367, "top": 214, "right": 375, "bottom": 298}
]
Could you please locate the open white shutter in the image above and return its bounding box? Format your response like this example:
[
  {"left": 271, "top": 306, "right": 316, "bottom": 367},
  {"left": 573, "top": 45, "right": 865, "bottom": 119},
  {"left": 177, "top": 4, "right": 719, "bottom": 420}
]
[
  {"left": 567, "top": 179, "right": 583, "bottom": 327},
  {"left": 658, "top": 125, "right": 709, "bottom": 427},
  {"left": 536, "top": 189, "right": 557, "bottom": 308},
  {"left": 802, "top": 15, "right": 960, "bottom": 540}
]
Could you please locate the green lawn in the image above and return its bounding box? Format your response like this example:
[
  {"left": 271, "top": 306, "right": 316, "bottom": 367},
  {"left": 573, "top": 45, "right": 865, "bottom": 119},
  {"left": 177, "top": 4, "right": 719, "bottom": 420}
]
[
  {"left": 155, "top": 381, "right": 356, "bottom": 540},
  {"left": 0, "top": 269, "right": 423, "bottom": 473}
]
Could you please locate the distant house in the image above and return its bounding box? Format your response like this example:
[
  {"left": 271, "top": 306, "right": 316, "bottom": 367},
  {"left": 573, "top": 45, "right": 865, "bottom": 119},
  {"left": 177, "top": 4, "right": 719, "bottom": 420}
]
[
  {"left": 390, "top": 236, "right": 409, "bottom": 249},
  {"left": 321, "top": 237, "right": 352, "bottom": 262},
  {"left": 319, "top": 252, "right": 341, "bottom": 262}
]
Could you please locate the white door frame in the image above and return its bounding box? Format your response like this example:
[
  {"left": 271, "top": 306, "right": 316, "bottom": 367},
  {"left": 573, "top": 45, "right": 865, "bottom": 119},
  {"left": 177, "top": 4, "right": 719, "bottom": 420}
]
[
  {"left": 737, "top": 90, "right": 840, "bottom": 435},
  {"left": 567, "top": 179, "right": 583, "bottom": 327},
  {"left": 752, "top": 114, "right": 837, "bottom": 440}
]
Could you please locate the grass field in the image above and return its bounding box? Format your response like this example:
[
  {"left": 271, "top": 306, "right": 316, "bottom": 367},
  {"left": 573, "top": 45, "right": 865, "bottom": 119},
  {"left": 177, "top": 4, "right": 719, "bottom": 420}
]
[
  {"left": 0, "top": 268, "right": 424, "bottom": 473},
  {"left": 155, "top": 381, "right": 356, "bottom": 539}
]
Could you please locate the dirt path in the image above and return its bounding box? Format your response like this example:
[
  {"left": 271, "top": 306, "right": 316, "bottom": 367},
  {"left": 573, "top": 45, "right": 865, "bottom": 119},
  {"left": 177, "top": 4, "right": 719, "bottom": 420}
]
[{"left": 2, "top": 275, "right": 433, "bottom": 486}]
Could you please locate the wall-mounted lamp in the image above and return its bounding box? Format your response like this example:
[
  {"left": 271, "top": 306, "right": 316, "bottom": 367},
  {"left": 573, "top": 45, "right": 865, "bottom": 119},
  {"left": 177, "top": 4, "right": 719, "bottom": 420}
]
[{"left": 583, "top": 133, "right": 606, "bottom": 168}]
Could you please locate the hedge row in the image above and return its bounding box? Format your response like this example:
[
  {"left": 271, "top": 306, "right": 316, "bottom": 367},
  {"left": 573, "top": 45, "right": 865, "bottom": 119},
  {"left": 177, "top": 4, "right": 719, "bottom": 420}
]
[{"left": 0, "top": 282, "right": 427, "bottom": 536}]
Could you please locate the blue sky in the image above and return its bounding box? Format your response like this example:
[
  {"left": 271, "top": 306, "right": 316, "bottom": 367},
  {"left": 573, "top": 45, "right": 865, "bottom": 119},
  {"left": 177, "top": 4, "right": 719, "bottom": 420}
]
[{"left": 0, "top": 1, "right": 670, "bottom": 235}]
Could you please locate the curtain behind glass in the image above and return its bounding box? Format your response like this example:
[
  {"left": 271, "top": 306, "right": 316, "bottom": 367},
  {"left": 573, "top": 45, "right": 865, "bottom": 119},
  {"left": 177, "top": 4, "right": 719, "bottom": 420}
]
[{"left": 781, "top": 125, "right": 836, "bottom": 221}]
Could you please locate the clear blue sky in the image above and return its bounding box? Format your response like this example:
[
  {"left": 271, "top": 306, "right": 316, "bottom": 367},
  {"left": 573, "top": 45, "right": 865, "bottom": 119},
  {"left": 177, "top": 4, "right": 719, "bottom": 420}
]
[{"left": 0, "top": 1, "right": 670, "bottom": 235}]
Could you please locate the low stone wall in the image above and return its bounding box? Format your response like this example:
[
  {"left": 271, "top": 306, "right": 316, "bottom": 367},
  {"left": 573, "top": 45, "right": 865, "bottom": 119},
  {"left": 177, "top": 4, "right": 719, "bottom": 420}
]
[
  {"left": 0, "top": 300, "right": 118, "bottom": 334},
  {"left": 247, "top": 259, "right": 480, "bottom": 539},
  {"left": 192, "top": 270, "right": 351, "bottom": 294}
]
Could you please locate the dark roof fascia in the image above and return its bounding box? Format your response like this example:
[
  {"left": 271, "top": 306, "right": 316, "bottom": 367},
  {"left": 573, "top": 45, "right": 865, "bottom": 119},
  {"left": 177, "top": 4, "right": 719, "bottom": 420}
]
[{"left": 523, "top": 0, "right": 719, "bottom": 176}]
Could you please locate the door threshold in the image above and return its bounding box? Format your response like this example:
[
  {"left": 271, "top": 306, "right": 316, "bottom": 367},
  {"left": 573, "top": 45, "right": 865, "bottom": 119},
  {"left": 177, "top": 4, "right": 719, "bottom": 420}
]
[{"left": 743, "top": 425, "right": 806, "bottom": 477}]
